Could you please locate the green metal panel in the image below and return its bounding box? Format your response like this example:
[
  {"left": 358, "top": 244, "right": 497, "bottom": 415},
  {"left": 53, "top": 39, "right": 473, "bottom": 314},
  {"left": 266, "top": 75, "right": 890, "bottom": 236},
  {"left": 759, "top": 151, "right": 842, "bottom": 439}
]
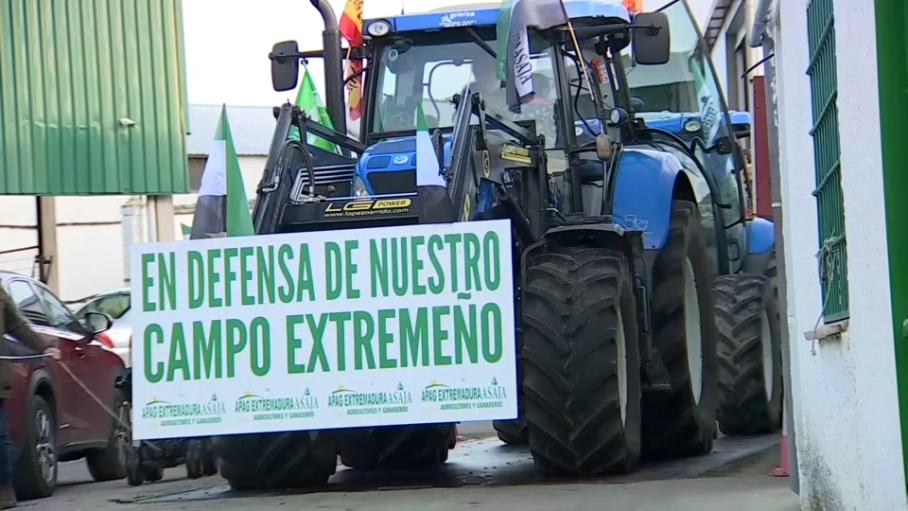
[
  {"left": 0, "top": 0, "right": 188, "bottom": 195},
  {"left": 806, "top": 0, "right": 849, "bottom": 322},
  {"left": 875, "top": 0, "right": 908, "bottom": 488}
]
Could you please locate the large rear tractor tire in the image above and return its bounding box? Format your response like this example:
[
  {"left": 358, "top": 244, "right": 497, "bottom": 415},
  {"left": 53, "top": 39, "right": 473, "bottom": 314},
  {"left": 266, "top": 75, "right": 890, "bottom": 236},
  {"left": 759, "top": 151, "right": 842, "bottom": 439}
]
[
  {"left": 642, "top": 201, "right": 719, "bottom": 459},
  {"left": 714, "top": 273, "right": 783, "bottom": 434},
  {"left": 522, "top": 247, "right": 642, "bottom": 476},
  {"left": 213, "top": 432, "right": 336, "bottom": 490},
  {"left": 338, "top": 424, "right": 456, "bottom": 470}
]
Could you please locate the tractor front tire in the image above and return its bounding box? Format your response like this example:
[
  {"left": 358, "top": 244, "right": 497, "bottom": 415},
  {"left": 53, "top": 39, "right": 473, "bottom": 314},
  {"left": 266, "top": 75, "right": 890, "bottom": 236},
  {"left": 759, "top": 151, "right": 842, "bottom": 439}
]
[
  {"left": 522, "top": 247, "right": 642, "bottom": 476},
  {"left": 714, "top": 274, "right": 783, "bottom": 434},
  {"left": 213, "top": 431, "right": 336, "bottom": 490},
  {"left": 493, "top": 418, "right": 528, "bottom": 445},
  {"left": 642, "top": 201, "right": 719, "bottom": 459},
  {"left": 338, "top": 424, "right": 456, "bottom": 470}
]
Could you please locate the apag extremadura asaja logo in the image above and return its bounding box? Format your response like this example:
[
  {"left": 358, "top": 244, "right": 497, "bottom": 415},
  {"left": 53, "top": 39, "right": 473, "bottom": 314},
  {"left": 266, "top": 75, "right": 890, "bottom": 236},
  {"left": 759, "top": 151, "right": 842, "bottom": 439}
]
[
  {"left": 234, "top": 388, "right": 319, "bottom": 413},
  {"left": 422, "top": 378, "right": 507, "bottom": 410},
  {"left": 142, "top": 394, "right": 227, "bottom": 425},
  {"left": 327, "top": 383, "right": 412, "bottom": 416}
]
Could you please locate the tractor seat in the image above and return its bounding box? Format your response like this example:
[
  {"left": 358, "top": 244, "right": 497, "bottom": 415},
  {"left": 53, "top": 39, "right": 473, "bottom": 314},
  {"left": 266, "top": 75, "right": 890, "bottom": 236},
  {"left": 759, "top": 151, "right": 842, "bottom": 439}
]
[{"left": 574, "top": 159, "right": 606, "bottom": 183}]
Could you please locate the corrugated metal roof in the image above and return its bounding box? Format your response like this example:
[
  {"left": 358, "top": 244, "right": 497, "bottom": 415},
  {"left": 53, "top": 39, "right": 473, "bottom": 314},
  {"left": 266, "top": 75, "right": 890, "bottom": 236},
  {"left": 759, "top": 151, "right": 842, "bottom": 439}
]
[
  {"left": 0, "top": 0, "right": 189, "bottom": 196},
  {"left": 186, "top": 105, "right": 274, "bottom": 157}
]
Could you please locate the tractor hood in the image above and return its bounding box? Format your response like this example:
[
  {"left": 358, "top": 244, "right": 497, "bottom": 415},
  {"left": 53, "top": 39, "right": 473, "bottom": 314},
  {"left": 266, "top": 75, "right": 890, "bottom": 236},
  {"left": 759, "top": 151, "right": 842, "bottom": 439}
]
[{"left": 356, "top": 136, "right": 454, "bottom": 196}]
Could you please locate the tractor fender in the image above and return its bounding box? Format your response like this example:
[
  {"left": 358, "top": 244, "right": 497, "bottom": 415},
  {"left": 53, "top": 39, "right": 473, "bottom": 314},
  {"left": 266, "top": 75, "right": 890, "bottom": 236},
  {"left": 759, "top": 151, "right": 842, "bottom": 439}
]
[
  {"left": 746, "top": 217, "right": 775, "bottom": 255},
  {"left": 613, "top": 148, "right": 689, "bottom": 250},
  {"left": 742, "top": 217, "right": 776, "bottom": 274}
]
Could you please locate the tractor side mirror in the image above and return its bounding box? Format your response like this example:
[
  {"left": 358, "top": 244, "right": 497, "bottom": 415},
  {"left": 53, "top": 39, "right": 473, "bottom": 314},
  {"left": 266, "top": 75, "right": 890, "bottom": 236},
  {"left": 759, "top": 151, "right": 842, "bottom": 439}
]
[
  {"left": 270, "top": 40, "right": 301, "bottom": 92},
  {"left": 632, "top": 12, "right": 671, "bottom": 65}
]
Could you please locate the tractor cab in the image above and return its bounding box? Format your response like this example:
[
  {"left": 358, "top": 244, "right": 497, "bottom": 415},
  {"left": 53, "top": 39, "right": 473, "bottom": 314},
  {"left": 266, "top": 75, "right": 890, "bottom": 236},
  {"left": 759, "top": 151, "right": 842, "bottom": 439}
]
[{"left": 349, "top": 1, "right": 678, "bottom": 222}]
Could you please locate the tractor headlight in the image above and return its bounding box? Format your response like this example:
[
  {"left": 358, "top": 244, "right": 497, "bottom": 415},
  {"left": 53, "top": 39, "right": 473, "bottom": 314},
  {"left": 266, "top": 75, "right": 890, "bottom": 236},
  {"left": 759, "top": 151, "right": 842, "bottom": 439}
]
[
  {"left": 683, "top": 119, "right": 702, "bottom": 133},
  {"left": 352, "top": 175, "right": 369, "bottom": 197},
  {"left": 367, "top": 20, "right": 391, "bottom": 38}
]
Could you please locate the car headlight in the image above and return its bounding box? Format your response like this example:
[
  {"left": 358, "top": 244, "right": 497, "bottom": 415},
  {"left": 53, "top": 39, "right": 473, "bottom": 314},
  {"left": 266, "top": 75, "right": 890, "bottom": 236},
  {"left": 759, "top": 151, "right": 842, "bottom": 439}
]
[
  {"left": 352, "top": 175, "right": 369, "bottom": 197},
  {"left": 367, "top": 20, "right": 391, "bottom": 38},
  {"left": 683, "top": 119, "right": 702, "bottom": 133}
]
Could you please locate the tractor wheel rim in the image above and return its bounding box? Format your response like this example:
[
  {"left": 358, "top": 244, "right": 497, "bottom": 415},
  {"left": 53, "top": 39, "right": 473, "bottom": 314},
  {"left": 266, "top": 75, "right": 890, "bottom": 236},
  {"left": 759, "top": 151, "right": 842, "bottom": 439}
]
[
  {"left": 683, "top": 257, "right": 703, "bottom": 405},
  {"left": 35, "top": 409, "right": 56, "bottom": 485},
  {"left": 617, "top": 308, "right": 628, "bottom": 426},
  {"left": 761, "top": 310, "right": 774, "bottom": 400}
]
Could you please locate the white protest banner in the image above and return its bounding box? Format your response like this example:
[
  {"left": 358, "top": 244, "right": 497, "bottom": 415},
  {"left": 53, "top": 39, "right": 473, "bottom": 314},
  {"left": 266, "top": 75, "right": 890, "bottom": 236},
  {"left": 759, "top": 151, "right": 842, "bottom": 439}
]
[{"left": 129, "top": 219, "right": 516, "bottom": 439}]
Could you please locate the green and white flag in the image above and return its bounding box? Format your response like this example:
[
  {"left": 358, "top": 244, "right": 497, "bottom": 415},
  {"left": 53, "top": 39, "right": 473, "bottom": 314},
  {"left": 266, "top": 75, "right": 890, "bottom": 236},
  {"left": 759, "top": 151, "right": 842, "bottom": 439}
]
[
  {"left": 289, "top": 66, "right": 338, "bottom": 153},
  {"left": 416, "top": 103, "right": 445, "bottom": 187},
  {"left": 190, "top": 105, "right": 255, "bottom": 239}
]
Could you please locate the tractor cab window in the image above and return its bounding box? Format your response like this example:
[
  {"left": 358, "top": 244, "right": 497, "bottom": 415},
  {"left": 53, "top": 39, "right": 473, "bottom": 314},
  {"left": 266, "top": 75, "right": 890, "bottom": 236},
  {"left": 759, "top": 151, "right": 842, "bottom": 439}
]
[
  {"left": 625, "top": 1, "right": 744, "bottom": 228},
  {"left": 371, "top": 32, "right": 559, "bottom": 148},
  {"left": 561, "top": 37, "right": 617, "bottom": 147}
]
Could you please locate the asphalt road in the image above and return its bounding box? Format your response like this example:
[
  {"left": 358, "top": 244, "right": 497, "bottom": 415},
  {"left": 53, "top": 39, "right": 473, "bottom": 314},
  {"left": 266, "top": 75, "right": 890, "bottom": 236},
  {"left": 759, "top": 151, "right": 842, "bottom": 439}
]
[{"left": 30, "top": 424, "right": 798, "bottom": 511}]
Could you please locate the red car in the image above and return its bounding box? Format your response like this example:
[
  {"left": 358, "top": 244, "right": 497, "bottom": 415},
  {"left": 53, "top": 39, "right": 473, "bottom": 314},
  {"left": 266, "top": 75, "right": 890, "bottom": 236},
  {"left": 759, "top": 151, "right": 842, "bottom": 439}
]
[{"left": 0, "top": 271, "right": 127, "bottom": 499}]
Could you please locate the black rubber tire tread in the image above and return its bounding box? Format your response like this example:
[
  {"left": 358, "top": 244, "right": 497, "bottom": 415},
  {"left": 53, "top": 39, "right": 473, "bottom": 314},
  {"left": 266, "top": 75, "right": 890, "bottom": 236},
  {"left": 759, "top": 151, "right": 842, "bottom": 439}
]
[
  {"left": 142, "top": 464, "right": 163, "bottom": 483},
  {"left": 642, "top": 200, "right": 719, "bottom": 459},
  {"left": 86, "top": 389, "right": 128, "bottom": 482},
  {"left": 213, "top": 431, "right": 336, "bottom": 490},
  {"left": 126, "top": 444, "right": 143, "bottom": 486},
  {"left": 14, "top": 395, "right": 56, "bottom": 499},
  {"left": 493, "top": 418, "right": 528, "bottom": 445},
  {"left": 338, "top": 424, "right": 456, "bottom": 470},
  {"left": 185, "top": 440, "right": 206, "bottom": 479},
  {"left": 494, "top": 319, "right": 528, "bottom": 445},
  {"left": 715, "top": 273, "right": 783, "bottom": 435},
  {"left": 202, "top": 439, "right": 218, "bottom": 476},
  {"left": 493, "top": 370, "right": 528, "bottom": 444},
  {"left": 522, "top": 247, "right": 642, "bottom": 476}
]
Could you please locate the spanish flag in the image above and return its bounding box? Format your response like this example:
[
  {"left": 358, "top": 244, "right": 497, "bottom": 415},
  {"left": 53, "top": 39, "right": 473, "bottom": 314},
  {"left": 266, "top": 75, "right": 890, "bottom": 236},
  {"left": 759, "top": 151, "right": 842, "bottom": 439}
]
[
  {"left": 624, "top": 0, "right": 642, "bottom": 13},
  {"left": 340, "top": 0, "right": 364, "bottom": 121},
  {"left": 339, "top": 0, "right": 362, "bottom": 47}
]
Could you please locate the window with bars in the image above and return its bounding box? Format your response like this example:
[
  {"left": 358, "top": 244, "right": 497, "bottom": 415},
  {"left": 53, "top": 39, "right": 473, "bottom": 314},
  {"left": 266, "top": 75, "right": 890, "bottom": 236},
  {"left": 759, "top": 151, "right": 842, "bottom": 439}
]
[{"left": 807, "top": 0, "right": 849, "bottom": 322}]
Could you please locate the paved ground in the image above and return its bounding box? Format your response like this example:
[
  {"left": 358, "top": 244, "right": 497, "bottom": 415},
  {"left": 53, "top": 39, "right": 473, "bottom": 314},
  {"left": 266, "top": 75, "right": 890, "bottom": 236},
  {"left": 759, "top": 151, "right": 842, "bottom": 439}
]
[{"left": 26, "top": 424, "right": 799, "bottom": 511}]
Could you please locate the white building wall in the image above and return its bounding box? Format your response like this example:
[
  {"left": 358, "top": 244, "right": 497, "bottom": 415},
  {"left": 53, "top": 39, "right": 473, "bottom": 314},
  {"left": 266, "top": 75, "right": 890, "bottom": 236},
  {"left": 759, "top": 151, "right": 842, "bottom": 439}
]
[
  {"left": 773, "top": 0, "right": 907, "bottom": 509},
  {"left": 0, "top": 155, "right": 266, "bottom": 302}
]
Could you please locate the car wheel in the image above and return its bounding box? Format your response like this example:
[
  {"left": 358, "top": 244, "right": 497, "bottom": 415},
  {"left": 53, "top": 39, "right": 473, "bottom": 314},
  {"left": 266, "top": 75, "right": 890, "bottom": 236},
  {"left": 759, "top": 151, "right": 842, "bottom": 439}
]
[
  {"left": 13, "top": 395, "right": 57, "bottom": 499},
  {"left": 86, "top": 390, "right": 129, "bottom": 481}
]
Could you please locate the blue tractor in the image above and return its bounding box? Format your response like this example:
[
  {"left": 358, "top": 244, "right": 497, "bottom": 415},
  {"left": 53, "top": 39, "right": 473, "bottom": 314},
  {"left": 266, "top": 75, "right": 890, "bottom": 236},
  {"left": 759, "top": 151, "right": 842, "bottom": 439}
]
[{"left": 211, "top": 0, "right": 782, "bottom": 488}]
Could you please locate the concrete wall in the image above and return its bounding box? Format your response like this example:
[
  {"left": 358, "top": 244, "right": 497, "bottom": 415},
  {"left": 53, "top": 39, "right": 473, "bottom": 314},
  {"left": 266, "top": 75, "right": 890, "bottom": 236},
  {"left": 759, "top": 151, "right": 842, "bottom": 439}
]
[
  {"left": 0, "top": 155, "right": 266, "bottom": 302},
  {"left": 772, "top": 0, "right": 907, "bottom": 509}
]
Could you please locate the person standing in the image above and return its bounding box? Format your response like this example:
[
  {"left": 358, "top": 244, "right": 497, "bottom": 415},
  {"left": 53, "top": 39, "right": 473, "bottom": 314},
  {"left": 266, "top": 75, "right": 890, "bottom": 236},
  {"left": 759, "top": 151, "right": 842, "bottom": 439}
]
[{"left": 0, "top": 288, "right": 60, "bottom": 509}]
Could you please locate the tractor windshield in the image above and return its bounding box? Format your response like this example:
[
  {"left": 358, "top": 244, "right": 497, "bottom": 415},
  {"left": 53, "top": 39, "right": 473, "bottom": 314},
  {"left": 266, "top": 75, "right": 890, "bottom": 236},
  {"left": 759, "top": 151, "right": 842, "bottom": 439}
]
[
  {"left": 371, "top": 33, "right": 558, "bottom": 137},
  {"left": 370, "top": 28, "right": 615, "bottom": 152}
]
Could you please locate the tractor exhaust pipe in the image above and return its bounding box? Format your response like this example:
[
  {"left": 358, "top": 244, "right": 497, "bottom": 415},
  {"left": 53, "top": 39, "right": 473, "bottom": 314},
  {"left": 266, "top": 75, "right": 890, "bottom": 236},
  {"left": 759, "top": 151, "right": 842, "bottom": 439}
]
[{"left": 310, "top": 0, "right": 347, "bottom": 136}]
